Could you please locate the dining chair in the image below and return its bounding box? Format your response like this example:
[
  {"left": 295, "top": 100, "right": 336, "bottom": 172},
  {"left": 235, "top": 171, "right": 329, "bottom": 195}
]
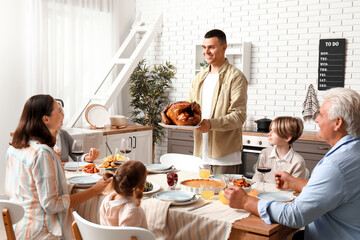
[
  {"left": 160, "top": 153, "right": 202, "bottom": 172},
  {"left": 72, "top": 211, "right": 155, "bottom": 240},
  {"left": 0, "top": 200, "right": 25, "bottom": 240}
]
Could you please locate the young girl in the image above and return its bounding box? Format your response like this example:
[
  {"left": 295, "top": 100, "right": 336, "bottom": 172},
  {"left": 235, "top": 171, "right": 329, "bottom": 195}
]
[
  {"left": 252, "top": 116, "right": 306, "bottom": 184},
  {"left": 100, "top": 160, "right": 148, "bottom": 229}
]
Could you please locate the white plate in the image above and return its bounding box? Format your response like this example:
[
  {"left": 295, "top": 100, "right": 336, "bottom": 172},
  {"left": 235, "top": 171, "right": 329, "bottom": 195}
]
[
  {"left": 146, "top": 164, "right": 172, "bottom": 171},
  {"left": 143, "top": 181, "right": 161, "bottom": 195},
  {"left": 159, "top": 123, "right": 200, "bottom": 130},
  {"left": 68, "top": 176, "right": 99, "bottom": 185},
  {"left": 152, "top": 193, "right": 200, "bottom": 206},
  {"left": 85, "top": 104, "right": 110, "bottom": 128},
  {"left": 210, "top": 174, "right": 245, "bottom": 181},
  {"left": 154, "top": 191, "right": 195, "bottom": 202},
  {"left": 64, "top": 162, "right": 89, "bottom": 171},
  {"left": 256, "top": 192, "right": 295, "bottom": 202}
]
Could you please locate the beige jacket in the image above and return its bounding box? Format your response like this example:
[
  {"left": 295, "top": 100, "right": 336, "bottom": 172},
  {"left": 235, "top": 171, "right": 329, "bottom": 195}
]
[{"left": 188, "top": 59, "right": 248, "bottom": 159}]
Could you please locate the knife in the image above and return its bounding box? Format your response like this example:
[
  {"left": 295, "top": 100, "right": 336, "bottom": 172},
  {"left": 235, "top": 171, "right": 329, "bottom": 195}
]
[{"left": 188, "top": 201, "right": 211, "bottom": 211}]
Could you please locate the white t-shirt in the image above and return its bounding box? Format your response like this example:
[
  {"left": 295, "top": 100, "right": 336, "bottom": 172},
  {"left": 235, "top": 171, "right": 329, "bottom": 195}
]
[{"left": 201, "top": 72, "right": 242, "bottom": 165}]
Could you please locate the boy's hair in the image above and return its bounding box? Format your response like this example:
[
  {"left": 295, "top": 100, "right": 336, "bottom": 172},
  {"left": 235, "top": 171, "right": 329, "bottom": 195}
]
[
  {"left": 103, "top": 160, "right": 147, "bottom": 206},
  {"left": 204, "top": 29, "right": 227, "bottom": 45},
  {"left": 270, "top": 116, "right": 304, "bottom": 144}
]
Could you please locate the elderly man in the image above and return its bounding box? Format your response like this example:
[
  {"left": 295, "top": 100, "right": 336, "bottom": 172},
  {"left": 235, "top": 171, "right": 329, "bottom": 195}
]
[{"left": 225, "top": 88, "right": 360, "bottom": 240}]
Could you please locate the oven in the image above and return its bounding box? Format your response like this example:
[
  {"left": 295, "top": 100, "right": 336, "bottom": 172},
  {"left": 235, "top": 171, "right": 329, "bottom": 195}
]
[{"left": 240, "top": 134, "right": 271, "bottom": 178}]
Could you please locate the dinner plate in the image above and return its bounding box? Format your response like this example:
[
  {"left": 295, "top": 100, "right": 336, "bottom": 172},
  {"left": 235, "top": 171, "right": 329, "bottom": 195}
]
[
  {"left": 210, "top": 174, "right": 246, "bottom": 181},
  {"left": 154, "top": 191, "right": 195, "bottom": 202},
  {"left": 64, "top": 162, "right": 89, "bottom": 171},
  {"left": 152, "top": 193, "right": 200, "bottom": 206},
  {"left": 68, "top": 176, "right": 100, "bottom": 185},
  {"left": 146, "top": 164, "right": 172, "bottom": 171},
  {"left": 85, "top": 104, "right": 110, "bottom": 128},
  {"left": 256, "top": 192, "right": 295, "bottom": 202},
  {"left": 158, "top": 123, "right": 200, "bottom": 130},
  {"left": 143, "top": 181, "right": 161, "bottom": 195}
]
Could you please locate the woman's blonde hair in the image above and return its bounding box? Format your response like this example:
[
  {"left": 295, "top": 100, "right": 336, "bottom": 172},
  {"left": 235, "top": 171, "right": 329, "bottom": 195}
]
[
  {"left": 270, "top": 116, "right": 304, "bottom": 144},
  {"left": 103, "top": 160, "right": 147, "bottom": 206}
]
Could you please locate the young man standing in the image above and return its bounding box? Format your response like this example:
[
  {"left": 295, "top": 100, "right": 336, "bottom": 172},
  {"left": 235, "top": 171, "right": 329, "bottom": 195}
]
[{"left": 188, "top": 29, "right": 248, "bottom": 175}]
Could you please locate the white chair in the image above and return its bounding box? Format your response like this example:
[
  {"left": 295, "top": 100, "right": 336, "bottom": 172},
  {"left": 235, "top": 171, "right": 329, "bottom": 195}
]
[
  {"left": 160, "top": 153, "right": 203, "bottom": 173},
  {"left": 0, "top": 200, "right": 25, "bottom": 240},
  {"left": 72, "top": 211, "right": 155, "bottom": 240}
]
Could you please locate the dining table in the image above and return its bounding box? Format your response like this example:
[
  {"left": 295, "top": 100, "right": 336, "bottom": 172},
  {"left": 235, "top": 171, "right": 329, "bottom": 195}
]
[{"left": 66, "top": 165, "right": 298, "bottom": 240}]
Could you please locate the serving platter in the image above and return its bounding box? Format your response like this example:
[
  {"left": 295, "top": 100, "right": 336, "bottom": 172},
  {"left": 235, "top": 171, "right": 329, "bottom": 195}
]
[
  {"left": 158, "top": 123, "right": 199, "bottom": 130},
  {"left": 180, "top": 179, "right": 222, "bottom": 194}
]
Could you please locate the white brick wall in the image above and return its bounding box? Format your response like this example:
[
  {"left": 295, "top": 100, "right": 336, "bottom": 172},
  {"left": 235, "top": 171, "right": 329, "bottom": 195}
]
[{"left": 135, "top": 0, "right": 360, "bottom": 162}]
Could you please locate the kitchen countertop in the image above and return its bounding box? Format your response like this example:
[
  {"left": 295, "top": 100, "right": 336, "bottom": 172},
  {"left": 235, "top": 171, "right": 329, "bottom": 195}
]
[
  {"left": 81, "top": 125, "right": 153, "bottom": 136},
  {"left": 243, "top": 128, "right": 326, "bottom": 142}
]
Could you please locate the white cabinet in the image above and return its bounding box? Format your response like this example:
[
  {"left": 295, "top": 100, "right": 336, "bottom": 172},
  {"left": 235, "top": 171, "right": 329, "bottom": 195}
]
[
  {"left": 105, "top": 130, "right": 152, "bottom": 165},
  {"left": 194, "top": 42, "right": 251, "bottom": 81}
]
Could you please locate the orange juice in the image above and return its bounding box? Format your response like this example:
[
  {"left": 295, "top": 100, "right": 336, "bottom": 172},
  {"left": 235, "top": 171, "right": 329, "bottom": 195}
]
[
  {"left": 218, "top": 190, "right": 228, "bottom": 205},
  {"left": 201, "top": 190, "right": 214, "bottom": 200},
  {"left": 199, "top": 169, "right": 211, "bottom": 178}
]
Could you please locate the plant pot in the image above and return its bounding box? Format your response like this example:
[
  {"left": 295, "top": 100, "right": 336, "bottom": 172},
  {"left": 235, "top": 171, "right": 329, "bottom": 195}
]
[{"left": 255, "top": 117, "right": 272, "bottom": 133}]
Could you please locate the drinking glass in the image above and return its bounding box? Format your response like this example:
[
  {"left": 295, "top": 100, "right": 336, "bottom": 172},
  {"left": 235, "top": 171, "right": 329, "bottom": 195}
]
[
  {"left": 166, "top": 172, "right": 178, "bottom": 190},
  {"left": 257, "top": 166, "right": 272, "bottom": 192},
  {"left": 72, "top": 140, "right": 84, "bottom": 173},
  {"left": 114, "top": 148, "right": 121, "bottom": 161},
  {"left": 120, "top": 138, "right": 132, "bottom": 160},
  {"left": 199, "top": 164, "right": 211, "bottom": 179},
  {"left": 200, "top": 182, "right": 215, "bottom": 200}
]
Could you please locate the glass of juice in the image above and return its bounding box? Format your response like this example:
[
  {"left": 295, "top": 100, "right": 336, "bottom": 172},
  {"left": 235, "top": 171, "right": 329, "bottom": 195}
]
[
  {"left": 200, "top": 182, "right": 215, "bottom": 200},
  {"left": 199, "top": 164, "right": 211, "bottom": 179}
]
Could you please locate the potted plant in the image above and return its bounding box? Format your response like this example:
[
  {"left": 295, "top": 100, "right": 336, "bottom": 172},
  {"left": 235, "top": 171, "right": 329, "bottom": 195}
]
[
  {"left": 199, "top": 60, "right": 209, "bottom": 69},
  {"left": 129, "top": 59, "right": 176, "bottom": 162}
]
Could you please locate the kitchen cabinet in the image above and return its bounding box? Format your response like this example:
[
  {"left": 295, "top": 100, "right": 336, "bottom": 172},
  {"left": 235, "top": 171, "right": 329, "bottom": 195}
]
[
  {"left": 194, "top": 42, "right": 251, "bottom": 81},
  {"left": 105, "top": 130, "right": 152, "bottom": 165},
  {"left": 293, "top": 140, "right": 330, "bottom": 174},
  {"left": 167, "top": 129, "right": 194, "bottom": 155}
]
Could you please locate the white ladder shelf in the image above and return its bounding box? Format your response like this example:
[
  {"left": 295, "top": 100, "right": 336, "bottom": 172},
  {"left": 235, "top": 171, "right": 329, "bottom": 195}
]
[{"left": 68, "top": 14, "right": 163, "bottom": 128}]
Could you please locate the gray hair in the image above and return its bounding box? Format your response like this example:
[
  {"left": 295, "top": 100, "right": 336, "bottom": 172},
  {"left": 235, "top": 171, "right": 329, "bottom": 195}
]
[{"left": 323, "top": 88, "right": 360, "bottom": 138}]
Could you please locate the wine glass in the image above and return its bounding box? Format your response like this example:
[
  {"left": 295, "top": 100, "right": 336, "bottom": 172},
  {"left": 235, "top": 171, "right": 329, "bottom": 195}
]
[
  {"left": 257, "top": 165, "right": 272, "bottom": 192},
  {"left": 120, "top": 138, "right": 132, "bottom": 160},
  {"left": 114, "top": 148, "right": 121, "bottom": 161},
  {"left": 72, "top": 140, "right": 84, "bottom": 173}
]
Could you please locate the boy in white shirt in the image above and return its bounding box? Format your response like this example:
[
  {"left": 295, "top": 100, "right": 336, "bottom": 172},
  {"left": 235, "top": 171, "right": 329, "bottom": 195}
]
[{"left": 252, "top": 116, "right": 306, "bottom": 184}]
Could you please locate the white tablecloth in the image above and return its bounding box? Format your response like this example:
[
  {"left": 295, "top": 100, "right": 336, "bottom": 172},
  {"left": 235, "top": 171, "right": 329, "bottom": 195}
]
[{"left": 66, "top": 170, "right": 295, "bottom": 240}]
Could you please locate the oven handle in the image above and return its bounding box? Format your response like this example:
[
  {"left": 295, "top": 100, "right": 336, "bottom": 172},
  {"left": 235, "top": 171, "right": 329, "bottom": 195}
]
[{"left": 242, "top": 148, "right": 262, "bottom": 154}]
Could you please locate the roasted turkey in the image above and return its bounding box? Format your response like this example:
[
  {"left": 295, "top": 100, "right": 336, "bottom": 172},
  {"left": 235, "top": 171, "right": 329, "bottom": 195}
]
[{"left": 161, "top": 101, "right": 201, "bottom": 126}]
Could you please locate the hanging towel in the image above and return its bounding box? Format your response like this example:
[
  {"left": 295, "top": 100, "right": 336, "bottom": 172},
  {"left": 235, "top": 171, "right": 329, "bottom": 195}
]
[{"left": 302, "top": 84, "right": 320, "bottom": 121}]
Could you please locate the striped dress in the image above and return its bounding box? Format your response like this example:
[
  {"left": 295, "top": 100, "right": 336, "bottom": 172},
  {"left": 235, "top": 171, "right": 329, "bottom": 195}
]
[{"left": 5, "top": 140, "right": 72, "bottom": 240}]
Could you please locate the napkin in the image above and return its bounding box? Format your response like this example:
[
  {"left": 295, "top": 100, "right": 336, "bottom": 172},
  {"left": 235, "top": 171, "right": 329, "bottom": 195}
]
[
  {"left": 141, "top": 198, "right": 171, "bottom": 230},
  {"left": 302, "top": 84, "right": 319, "bottom": 121}
]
